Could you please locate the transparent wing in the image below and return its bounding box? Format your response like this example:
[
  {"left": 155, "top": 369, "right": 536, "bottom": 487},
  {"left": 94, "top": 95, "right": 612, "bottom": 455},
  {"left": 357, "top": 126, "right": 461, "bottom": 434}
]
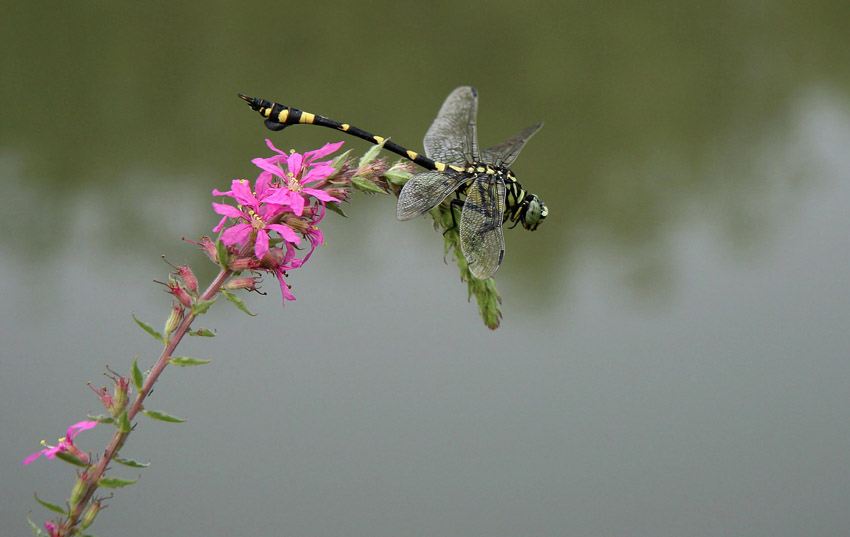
[
  {"left": 397, "top": 170, "right": 470, "bottom": 220},
  {"left": 481, "top": 122, "right": 543, "bottom": 167},
  {"left": 423, "top": 86, "right": 479, "bottom": 165},
  {"left": 460, "top": 175, "right": 506, "bottom": 280}
]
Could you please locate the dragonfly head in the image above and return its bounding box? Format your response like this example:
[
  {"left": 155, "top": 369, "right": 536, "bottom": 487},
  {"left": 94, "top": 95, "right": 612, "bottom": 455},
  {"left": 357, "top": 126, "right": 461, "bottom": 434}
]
[{"left": 520, "top": 193, "right": 547, "bottom": 231}]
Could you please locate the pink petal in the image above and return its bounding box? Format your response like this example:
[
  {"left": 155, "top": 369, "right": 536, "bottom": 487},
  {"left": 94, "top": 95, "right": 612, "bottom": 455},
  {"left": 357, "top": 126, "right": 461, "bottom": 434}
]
[
  {"left": 22, "top": 448, "right": 49, "bottom": 465},
  {"left": 254, "top": 230, "right": 270, "bottom": 260},
  {"left": 266, "top": 223, "right": 302, "bottom": 245},
  {"left": 67, "top": 420, "right": 98, "bottom": 439},
  {"left": 265, "top": 138, "right": 286, "bottom": 155},
  {"left": 304, "top": 141, "right": 344, "bottom": 163},
  {"left": 303, "top": 188, "right": 340, "bottom": 203},
  {"left": 287, "top": 152, "right": 303, "bottom": 177},
  {"left": 252, "top": 157, "right": 285, "bottom": 179},
  {"left": 220, "top": 223, "right": 252, "bottom": 246},
  {"left": 290, "top": 193, "right": 305, "bottom": 216},
  {"left": 301, "top": 164, "right": 336, "bottom": 184},
  {"left": 230, "top": 179, "right": 258, "bottom": 208},
  {"left": 212, "top": 202, "right": 248, "bottom": 220}
]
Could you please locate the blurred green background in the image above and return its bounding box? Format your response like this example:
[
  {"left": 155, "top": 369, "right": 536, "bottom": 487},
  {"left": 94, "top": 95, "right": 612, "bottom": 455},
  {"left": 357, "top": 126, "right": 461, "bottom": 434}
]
[{"left": 3, "top": 1, "right": 849, "bottom": 536}]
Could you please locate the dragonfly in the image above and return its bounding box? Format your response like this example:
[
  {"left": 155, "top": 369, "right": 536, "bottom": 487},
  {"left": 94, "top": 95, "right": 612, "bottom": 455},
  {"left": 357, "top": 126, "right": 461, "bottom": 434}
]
[{"left": 239, "top": 86, "right": 546, "bottom": 279}]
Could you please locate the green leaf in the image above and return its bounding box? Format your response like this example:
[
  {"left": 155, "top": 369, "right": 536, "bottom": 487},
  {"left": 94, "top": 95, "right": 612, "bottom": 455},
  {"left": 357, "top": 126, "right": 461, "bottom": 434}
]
[
  {"left": 97, "top": 476, "right": 139, "bottom": 488},
  {"left": 54, "top": 451, "right": 89, "bottom": 468},
  {"left": 384, "top": 165, "right": 412, "bottom": 186},
  {"left": 358, "top": 139, "right": 386, "bottom": 167},
  {"left": 216, "top": 238, "right": 230, "bottom": 270},
  {"left": 351, "top": 176, "right": 387, "bottom": 195},
  {"left": 34, "top": 493, "right": 67, "bottom": 515},
  {"left": 325, "top": 201, "right": 347, "bottom": 218},
  {"left": 117, "top": 409, "right": 132, "bottom": 433},
  {"left": 222, "top": 289, "right": 256, "bottom": 316},
  {"left": 168, "top": 356, "right": 212, "bottom": 367},
  {"left": 131, "top": 355, "right": 143, "bottom": 392},
  {"left": 189, "top": 328, "right": 215, "bottom": 337},
  {"left": 114, "top": 457, "right": 150, "bottom": 468},
  {"left": 27, "top": 513, "right": 46, "bottom": 536},
  {"left": 191, "top": 298, "right": 216, "bottom": 315},
  {"left": 132, "top": 314, "right": 164, "bottom": 343},
  {"left": 331, "top": 149, "right": 353, "bottom": 171},
  {"left": 86, "top": 414, "right": 115, "bottom": 425},
  {"left": 142, "top": 409, "right": 186, "bottom": 423}
]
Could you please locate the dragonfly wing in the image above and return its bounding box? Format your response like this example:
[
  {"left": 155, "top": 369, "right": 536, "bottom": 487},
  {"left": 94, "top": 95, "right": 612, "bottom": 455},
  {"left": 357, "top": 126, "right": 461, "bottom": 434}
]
[
  {"left": 397, "top": 170, "right": 470, "bottom": 220},
  {"left": 460, "top": 175, "right": 506, "bottom": 280},
  {"left": 423, "top": 86, "right": 479, "bottom": 165},
  {"left": 481, "top": 122, "right": 543, "bottom": 167}
]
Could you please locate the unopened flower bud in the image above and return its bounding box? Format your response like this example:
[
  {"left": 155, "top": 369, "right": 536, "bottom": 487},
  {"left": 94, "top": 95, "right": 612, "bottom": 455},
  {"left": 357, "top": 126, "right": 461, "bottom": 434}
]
[
  {"left": 224, "top": 277, "right": 259, "bottom": 291},
  {"left": 70, "top": 470, "right": 90, "bottom": 510},
  {"left": 112, "top": 376, "right": 129, "bottom": 416},
  {"left": 176, "top": 265, "right": 198, "bottom": 293},
  {"left": 164, "top": 304, "right": 184, "bottom": 337},
  {"left": 81, "top": 498, "right": 106, "bottom": 530},
  {"left": 229, "top": 257, "right": 255, "bottom": 271}
]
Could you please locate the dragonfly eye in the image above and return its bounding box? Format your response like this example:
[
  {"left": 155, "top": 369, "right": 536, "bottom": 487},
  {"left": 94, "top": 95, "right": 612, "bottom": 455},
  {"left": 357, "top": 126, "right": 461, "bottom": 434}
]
[{"left": 521, "top": 195, "right": 547, "bottom": 231}]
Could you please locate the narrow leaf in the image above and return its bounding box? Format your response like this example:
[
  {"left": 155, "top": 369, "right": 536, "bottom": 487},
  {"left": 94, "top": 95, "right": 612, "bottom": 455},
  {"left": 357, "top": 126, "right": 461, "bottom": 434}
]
[
  {"left": 86, "top": 414, "right": 115, "bottom": 425},
  {"left": 216, "top": 238, "right": 230, "bottom": 270},
  {"left": 114, "top": 457, "right": 150, "bottom": 468},
  {"left": 169, "top": 356, "right": 212, "bottom": 367},
  {"left": 98, "top": 476, "right": 139, "bottom": 488},
  {"left": 351, "top": 176, "right": 387, "bottom": 194},
  {"left": 189, "top": 328, "right": 216, "bottom": 337},
  {"left": 325, "top": 201, "right": 347, "bottom": 218},
  {"left": 27, "top": 513, "right": 46, "bottom": 536},
  {"left": 384, "top": 166, "right": 412, "bottom": 186},
  {"left": 359, "top": 139, "right": 386, "bottom": 167},
  {"left": 331, "top": 149, "right": 353, "bottom": 171},
  {"left": 191, "top": 298, "right": 216, "bottom": 315},
  {"left": 117, "top": 409, "right": 132, "bottom": 433},
  {"left": 222, "top": 289, "right": 256, "bottom": 316},
  {"left": 132, "top": 315, "right": 164, "bottom": 343},
  {"left": 142, "top": 409, "right": 186, "bottom": 423},
  {"left": 34, "top": 494, "right": 67, "bottom": 515},
  {"left": 131, "top": 355, "right": 143, "bottom": 392}
]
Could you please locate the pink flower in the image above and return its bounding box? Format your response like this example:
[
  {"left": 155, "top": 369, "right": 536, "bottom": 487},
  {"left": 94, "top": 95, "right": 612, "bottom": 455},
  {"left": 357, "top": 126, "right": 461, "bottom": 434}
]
[
  {"left": 212, "top": 176, "right": 301, "bottom": 260},
  {"left": 23, "top": 420, "right": 98, "bottom": 465},
  {"left": 252, "top": 140, "right": 342, "bottom": 216}
]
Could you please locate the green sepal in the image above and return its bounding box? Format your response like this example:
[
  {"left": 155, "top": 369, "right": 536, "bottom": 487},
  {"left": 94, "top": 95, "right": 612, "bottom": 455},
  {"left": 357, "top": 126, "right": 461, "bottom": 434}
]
[
  {"left": 114, "top": 457, "right": 150, "bottom": 468},
  {"left": 351, "top": 176, "right": 387, "bottom": 195},
  {"left": 97, "top": 476, "right": 139, "bottom": 488},
  {"left": 189, "top": 328, "right": 215, "bottom": 337},
  {"left": 331, "top": 149, "right": 353, "bottom": 171},
  {"left": 358, "top": 139, "right": 386, "bottom": 167},
  {"left": 325, "top": 201, "right": 347, "bottom": 218},
  {"left": 132, "top": 314, "right": 164, "bottom": 343},
  {"left": 54, "top": 451, "right": 89, "bottom": 468},
  {"left": 86, "top": 414, "right": 115, "bottom": 425},
  {"left": 33, "top": 493, "right": 67, "bottom": 515},
  {"left": 384, "top": 165, "right": 412, "bottom": 186},
  {"left": 117, "top": 409, "right": 132, "bottom": 433},
  {"left": 191, "top": 298, "right": 217, "bottom": 315},
  {"left": 168, "top": 356, "right": 212, "bottom": 367},
  {"left": 27, "top": 513, "right": 46, "bottom": 536},
  {"left": 216, "top": 238, "right": 230, "bottom": 270},
  {"left": 222, "top": 289, "right": 256, "bottom": 316},
  {"left": 131, "top": 355, "right": 143, "bottom": 392},
  {"left": 142, "top": 409, "right": 186, "bottom": 423}
]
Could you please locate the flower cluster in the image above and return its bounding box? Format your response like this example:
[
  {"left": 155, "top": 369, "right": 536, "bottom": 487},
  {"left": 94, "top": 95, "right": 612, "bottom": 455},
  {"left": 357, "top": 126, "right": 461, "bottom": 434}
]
[{"left": 212, "top": 140, "right": 343, "bottom": 304}]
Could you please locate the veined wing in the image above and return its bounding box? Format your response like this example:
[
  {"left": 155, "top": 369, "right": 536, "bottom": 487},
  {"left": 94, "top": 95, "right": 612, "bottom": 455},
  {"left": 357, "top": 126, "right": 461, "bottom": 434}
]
[
  {"left": 460, "top": 175, "right": 507, "bottom": 280},
  {"left": 423, "top": 86, "right": 479, "bottom": 166},
  {"left": 481, "top": 122, "right": 543, "bottom": 167},
  {"left": 397, "top": 170, "right": 470, "bottom": 221}
]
